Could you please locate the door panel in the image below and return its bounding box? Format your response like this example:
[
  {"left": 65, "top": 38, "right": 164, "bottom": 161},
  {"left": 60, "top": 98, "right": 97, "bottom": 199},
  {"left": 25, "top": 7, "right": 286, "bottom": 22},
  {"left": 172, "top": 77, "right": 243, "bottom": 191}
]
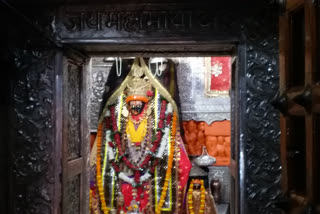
[
  {"left": 278, "top": 0, "right": 319, "bottom": 212},
  {"left": 61, "top": 56, "right": 89, "bottom": 214},
  {"left": 65, "top": 63, "right": 82, "bottom": 161}
]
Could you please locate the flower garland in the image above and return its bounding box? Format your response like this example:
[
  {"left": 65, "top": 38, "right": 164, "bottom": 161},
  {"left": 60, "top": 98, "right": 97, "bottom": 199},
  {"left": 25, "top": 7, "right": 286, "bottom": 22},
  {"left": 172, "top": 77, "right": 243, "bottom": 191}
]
[
  {"left": 118, "top": 171, "right": 152, "bottom": 185},
  {"left": 155, "top": 112, "right": 177, "bottom": 214},
  {"left": 117, "top": 121, "right": 169, "bottom": 187},
  {"left": 96, "top": 119, "right": 110, "bottom": 214},
  {"left": 89, "top": 189, "right": 92, "bottom": 212},
  {"left": 155, "top": 127, "right": 170, "bottom": 158},
  {"left": 109, "top": 99, "right": 168, "bottom": 176},
  {"left": 99, "top": 97, "right": 176, "bottom": 212},
  {"left": 90, "top": 187, "right": 100, "bottom": 214},
  {"left": 105, "top": 130, "right": 114, "bottom": 161},
  {"left": 187, "top": 179, "right": 206, "bottom": 214}
]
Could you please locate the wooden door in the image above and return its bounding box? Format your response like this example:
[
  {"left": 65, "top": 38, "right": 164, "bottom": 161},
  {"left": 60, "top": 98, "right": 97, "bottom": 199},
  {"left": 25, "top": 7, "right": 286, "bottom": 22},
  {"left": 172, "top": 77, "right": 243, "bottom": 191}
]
[
  {"left": 57, "top": 53, "right": 90, "bottom": 214},
  {"left": 278, "top": 0, "right": 320, "bottom": 212}
]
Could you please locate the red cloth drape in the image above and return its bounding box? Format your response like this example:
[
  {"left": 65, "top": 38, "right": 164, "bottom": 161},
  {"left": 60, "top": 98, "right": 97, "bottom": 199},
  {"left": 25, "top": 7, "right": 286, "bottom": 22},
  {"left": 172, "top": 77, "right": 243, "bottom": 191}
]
[{"left": 210, "top": 57, "right": 231, "bottom": 91}]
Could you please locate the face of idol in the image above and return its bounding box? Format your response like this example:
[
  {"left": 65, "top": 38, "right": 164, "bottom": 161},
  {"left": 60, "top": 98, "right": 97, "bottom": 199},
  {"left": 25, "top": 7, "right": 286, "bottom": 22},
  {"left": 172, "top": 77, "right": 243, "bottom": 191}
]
[{"left": 129, "top": 100, "right": 145, "bottom": 116}]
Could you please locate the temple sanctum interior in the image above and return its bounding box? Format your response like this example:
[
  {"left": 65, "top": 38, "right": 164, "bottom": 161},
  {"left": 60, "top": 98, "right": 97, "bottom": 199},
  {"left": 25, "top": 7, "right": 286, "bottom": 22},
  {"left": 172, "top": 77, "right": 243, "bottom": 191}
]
[
  {"left": 88, "top": 56, "right": 233, "bottom": 214},
  {"left": 0, "top": 0, "right": 320, "bottom": 214}
]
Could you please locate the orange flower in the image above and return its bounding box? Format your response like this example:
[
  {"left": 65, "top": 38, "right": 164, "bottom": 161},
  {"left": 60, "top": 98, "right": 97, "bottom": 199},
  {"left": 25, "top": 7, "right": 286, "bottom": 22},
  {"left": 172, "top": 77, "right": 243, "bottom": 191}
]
[
  {"left": 188, "top": 179, "right": 206, "bottom": 214},
  {"left": 96, "top": 120, "right": 109, "bottom": 214},
  {"left": 155, "top": 112, "right": 177, "bottom": 214}
]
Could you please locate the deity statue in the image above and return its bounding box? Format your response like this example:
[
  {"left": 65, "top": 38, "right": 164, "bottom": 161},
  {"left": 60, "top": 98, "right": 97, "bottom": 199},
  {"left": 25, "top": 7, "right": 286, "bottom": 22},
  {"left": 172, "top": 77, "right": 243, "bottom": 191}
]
[
  {"left": 90, "top": 57, "right": 191, "bottom": 214},
  {"left": 186, "top": 179, "right": 217, "bottom": 214}
]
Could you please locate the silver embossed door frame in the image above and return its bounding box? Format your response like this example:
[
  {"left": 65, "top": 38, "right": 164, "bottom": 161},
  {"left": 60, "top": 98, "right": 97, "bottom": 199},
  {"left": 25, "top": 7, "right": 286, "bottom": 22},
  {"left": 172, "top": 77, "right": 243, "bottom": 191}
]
[{"left": 55, "top": 52, "right": 90, "bottom": 214}]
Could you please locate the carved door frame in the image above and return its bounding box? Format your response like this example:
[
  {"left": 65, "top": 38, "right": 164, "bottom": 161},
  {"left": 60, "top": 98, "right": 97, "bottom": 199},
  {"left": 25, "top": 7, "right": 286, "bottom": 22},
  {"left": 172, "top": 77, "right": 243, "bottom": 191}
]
[
  {"left": 55, "top": 51, "right": 90, "bottom": 214},
  {"left": 3, "top": 1, "right": 281, "bottom": 214},
  {"left": 53, "top": 2, "right": 281, "bottom": 213}
]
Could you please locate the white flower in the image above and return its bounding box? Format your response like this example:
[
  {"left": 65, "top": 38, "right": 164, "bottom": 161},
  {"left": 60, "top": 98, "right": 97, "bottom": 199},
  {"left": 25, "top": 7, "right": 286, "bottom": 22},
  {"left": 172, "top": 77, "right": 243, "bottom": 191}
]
[
  {"left": 211, "top": 61, "right": 223, "bottom": 77},
  {"left": 166, "top": 103, "right": 173, "bottom": 114}
]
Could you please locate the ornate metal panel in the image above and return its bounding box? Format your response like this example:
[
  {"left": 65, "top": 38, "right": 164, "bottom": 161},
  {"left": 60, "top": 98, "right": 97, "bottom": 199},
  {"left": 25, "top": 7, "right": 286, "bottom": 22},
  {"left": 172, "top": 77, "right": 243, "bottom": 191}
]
[
  {"left": 62, "top": 55, "right": 90, "bottom": 214},
  {"left": 243, "top": 11, "right": 281, "bottom": 214},
  {"left": 174, "top": 57, "right": 231, "bottom": 124},
  {"left": 10, "top": 48, "right": 56, "bottom": 214},
  {"left": 65, "top": 175, "right": 81, "bottom": 214},
  {"left": 90, "top": 57, "right": 112, "bottom": 130},
  {"left": 65, "top": 63, "right": 82, "bottom": 160}
]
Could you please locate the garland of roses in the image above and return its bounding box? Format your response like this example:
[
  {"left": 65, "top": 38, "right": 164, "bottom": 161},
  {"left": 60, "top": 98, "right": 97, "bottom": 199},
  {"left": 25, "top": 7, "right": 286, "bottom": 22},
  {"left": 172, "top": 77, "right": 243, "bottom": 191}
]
[{"left": 108, "top": 99, "right": 172, "bottom": 185}]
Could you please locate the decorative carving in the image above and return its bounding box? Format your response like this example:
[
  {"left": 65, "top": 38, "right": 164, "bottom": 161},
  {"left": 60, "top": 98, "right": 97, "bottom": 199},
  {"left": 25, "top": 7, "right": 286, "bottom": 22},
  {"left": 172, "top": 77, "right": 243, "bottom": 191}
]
[
  {"left": 174, "top": 57, "right": 231, "bottom": 124},
  {"left": 65, "top": 175, "right": 81, "bottom": 214},
  {"left": 66, "top": 64, "right": 82, "bottom": 160},
  {"left": 183, "top": 120, "right": 231, "bottom": 166},
  {"left": 206, "top": 136, "right": 231, "bottom": 165},
  {"left": 243, "top": 5, "right": 282, "bottom": 214},
  {"left": 63, "top": 57, "right": 90, "bottom": 214},
  {"left": 11, "top": 48, "right": 55, "bottom": 214},
  {"left": 90, "top": 59, "right": 112, "bottom": 130},
  {"left": 184, "top": 121, "right": 203, "bottom": 155},
  {"left": 182, "top": 113, "right": 231, "bottom": 125}
]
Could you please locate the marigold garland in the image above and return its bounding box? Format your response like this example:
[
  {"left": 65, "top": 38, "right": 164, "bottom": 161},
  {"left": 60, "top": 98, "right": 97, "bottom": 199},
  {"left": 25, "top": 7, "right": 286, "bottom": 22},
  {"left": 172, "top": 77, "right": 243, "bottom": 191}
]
[
  {"left": 96, "top": 119, "right": 110, "bottom": 214},
  {"left": 98, "top": 99, "right": 176, "bottom": 213},
  {"left": 187, "top": 179, "right": 206, "bottom": 214},
  {"left": 89, "top": 189, "right": 92, "bottom": 212},
  {"left": 155, "top": 112, "right": 177, "bottom": 214}
]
